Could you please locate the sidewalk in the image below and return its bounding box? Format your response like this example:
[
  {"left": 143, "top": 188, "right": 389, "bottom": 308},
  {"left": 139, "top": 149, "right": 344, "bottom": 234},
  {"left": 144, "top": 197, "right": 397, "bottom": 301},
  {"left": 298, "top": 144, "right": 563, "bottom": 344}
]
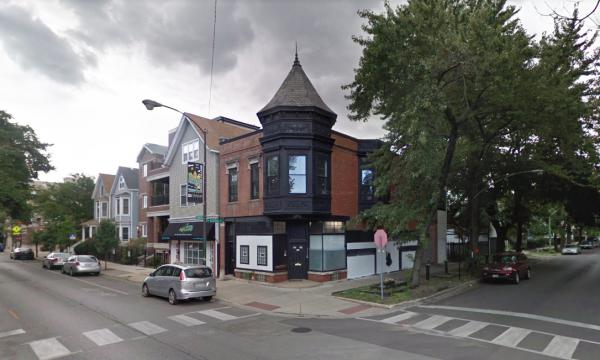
[{"left": 97, "top": 259, "right": 466, "bottom": 318}]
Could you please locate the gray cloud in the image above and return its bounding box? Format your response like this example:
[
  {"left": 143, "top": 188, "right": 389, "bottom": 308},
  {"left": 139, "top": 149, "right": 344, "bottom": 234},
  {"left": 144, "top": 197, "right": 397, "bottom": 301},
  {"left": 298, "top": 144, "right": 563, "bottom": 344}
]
[{"left": 0, "top": 4, "right": 90, "bottom": 84}]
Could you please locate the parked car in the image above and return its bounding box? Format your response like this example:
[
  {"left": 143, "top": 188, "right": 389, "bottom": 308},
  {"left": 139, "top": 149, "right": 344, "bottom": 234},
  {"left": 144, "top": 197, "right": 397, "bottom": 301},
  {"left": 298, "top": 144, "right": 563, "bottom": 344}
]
[
  {"left": 142, "top": 264, "right": 216, "bottom": 305},
  {"left": 481, "top": 252, "right": 531, "bottom": 284},
  {"left": 62, "top": 255, "right": 101, "bottom": 276},
  {"left": 562, "top": 244, "right": 581, "bottom": 255},
  {"left": 580, "top": 240, "right": 594, "bottom": 250},
  {"left": 590, "top": 237, "right": 600, "bottom": 248},
  {"left": 42, "top": 253, "right": 70, "bottom": 269},
  {"left": 9, "top": 247, "right": 34, "bottom": 260}
]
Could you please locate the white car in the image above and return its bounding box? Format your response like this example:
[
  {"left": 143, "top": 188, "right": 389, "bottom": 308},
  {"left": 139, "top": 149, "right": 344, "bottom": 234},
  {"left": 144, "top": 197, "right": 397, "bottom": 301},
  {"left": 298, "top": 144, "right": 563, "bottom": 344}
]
[{"left": 562, "top": 244, "right": 581, "bottom": 255}]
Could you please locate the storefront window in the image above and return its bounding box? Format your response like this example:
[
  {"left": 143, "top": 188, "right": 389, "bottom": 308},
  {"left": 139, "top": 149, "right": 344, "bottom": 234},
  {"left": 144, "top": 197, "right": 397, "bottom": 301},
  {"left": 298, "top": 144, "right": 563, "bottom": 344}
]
[
  {"left": 310, "top": 222, "right": 346, "bottom": 272},
  {"left": 184, "top": 242, "right": 205, "bottom": 265}
]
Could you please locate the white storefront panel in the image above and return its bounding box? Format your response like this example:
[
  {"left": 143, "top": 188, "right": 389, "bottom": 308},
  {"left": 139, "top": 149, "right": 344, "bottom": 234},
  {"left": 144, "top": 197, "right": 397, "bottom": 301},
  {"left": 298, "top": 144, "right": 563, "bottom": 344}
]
[
  {"left": 347, "top": 254, "right": 375, "bottom": 279},
  {"left": 236, "top": 235, "right": 273, "bottom": 272}
]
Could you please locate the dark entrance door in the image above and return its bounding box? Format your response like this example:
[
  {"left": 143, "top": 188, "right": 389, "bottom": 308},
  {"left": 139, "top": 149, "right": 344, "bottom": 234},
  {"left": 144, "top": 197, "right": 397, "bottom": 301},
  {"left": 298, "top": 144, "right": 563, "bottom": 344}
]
[
  {"left": 287, "top": 221, "right": 308, "bottom": 279},
  {"left": 225, "top": 222, "right": 235, "bottom": 275}
]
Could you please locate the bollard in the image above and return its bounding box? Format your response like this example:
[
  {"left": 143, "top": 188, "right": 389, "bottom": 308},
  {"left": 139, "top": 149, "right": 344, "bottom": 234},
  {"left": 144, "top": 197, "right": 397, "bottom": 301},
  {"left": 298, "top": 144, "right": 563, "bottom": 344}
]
[
  {"left": 426, "top": 263, "right": 430, "bottom": 281},
  {"left": 444, "top": 260, "right": 448, "bottom": 275}
]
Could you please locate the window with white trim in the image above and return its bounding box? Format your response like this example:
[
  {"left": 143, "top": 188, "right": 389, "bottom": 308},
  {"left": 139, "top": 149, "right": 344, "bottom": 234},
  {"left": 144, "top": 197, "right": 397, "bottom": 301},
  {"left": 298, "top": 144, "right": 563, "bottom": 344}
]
[
  {"left": 180, "top": 184, "right": 187, "bottom": 206},
  {"left": 142, "top": 195, "right": 147, "bottom": 208},
  {"left": 141, "top": 224, "right": 147, "bottom": 237},
  {"left": 122, "top": 198, "right": 129, "bottom": 215},
  {"left": 116, "top": 198, "right": 120, "bottom": 215},
  {"left": 143, "top": 163, "right": 148, "bottom": 177},
  {"left": 240, "top": 245, "right": 249, "bottom": 265},
  {"left": 101, "top": 202, "right": 108, "bottom": 217},
  {"left": 182, "top": 140, "right": 200, "bottom": 163},
  {"left": 95, "top": 201, "right": 100, "bottom": 219},
  {"left": 121, "top": 227, "right": 129, "bottom": 241},
  {"left": 118, "top": 176, "right": 126, "bottom": 189},
  {"left": 257, "top": 246, "right": 268, "bottom": 266}
]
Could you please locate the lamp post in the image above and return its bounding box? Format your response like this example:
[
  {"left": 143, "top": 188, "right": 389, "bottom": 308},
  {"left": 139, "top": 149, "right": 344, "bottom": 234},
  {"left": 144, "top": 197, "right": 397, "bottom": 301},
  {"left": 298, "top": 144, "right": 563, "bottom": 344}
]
[
  {"left": 471, "top": 169, "right": 544, "bottom": 258},
  {"left": 142, "top": 99, "right": 209, "bottom": 266}
]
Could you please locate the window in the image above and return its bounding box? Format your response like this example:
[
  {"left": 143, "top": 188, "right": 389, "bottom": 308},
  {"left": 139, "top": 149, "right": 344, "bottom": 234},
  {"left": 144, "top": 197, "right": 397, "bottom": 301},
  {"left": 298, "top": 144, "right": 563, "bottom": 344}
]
[
  {"left": 316, "top": 155, "right": 329, "bottom": 195},
  {"left": 100, "top": 186, "right": 103, "bottom": 196},
  {"left": 257, "top": 246, "right": 268, "bottom": 266},
  {"left": 143, "top": 163, "right": 148, "bottom": 177},
  {"left": 360, "top": 168, "right": 375, "bottom": 201},
  {"left": 121, "top": 227, "right": 129, "bottom": 241},
  {"left": 180, "top": 185, "right": 187, "bottom": 206},
  {"left": 143, "top": 195, "right": 147, "bottom": 209},
  {"left": 184, "top": 242, "right": 205, "bottom": 265},
  {"left": 95, "top": 201, "right": 100, "bottom": 219},
  {"left": 273, "top": 221, "right": 286, "bottom": 234},
  {"left": 228, "top": 167, "right": 238, "bottom": 202},
  {"left": 182, "top": 140, "right": 200, "bottom": 163},
  {"left": 141, "top": 224, "right": 147, "bottom": 237},
  {"left": 323, "top": 221, "right": 345, "bottom": 234},
  {"left": 288, "top": 155, "right": 306, "bottom": 194},
  {"left": 240, "top": 245, "right": 249, "bottom": 265},
  {"left": 116, "top": 198, "right": 120, "bottom": 215},
  {"left": 250, "top": 162, "right": 259, "bottom": 199},
  {"left": 118, "top": 176, "right": 126, "bottom": 189},
  {"left": 266, "top": 155, "right": 279, "bottom": 195},
  {"left": 309, "top": 235, "right": 345, "bottom": 271},
  {"left": 101, "top": 202, "right": 108, "bottom": 217},
  {"left": 122, "top": 198, "right": 129, "bottom": 215}
]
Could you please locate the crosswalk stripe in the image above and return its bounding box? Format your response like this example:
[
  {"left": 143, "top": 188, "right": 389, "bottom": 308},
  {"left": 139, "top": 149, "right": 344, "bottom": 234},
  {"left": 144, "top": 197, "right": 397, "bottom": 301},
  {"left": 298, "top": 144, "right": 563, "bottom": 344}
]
[
  {"left": 169, "top": 314, "right": 206, "bottom": 327},
  {"left": 0, "top": 328, "right": 25, "bottom": 339},
  {"left": 128, "top": 321, "right": 167, "bottom": 335},
  {"left": 380, "top": 311, "right": 418, "bottom": 324},
  {"left": 413, "top": 315, "right": 453, "bottom": 330},
  {"left": 543, "top": 335, "right": 579, "bottom": 359},
  {"left": 29, "top": 338, "right": 71, "bottom": 360},
  {"left": 197, "top": 309, "right": 238, "bottom": 321},
  {"left": 83, "top": 328, "right": 123, "bottom": 346},
  {"left": 491, "top": 327, "right": 531, "bottom": 347},
  {"left": 447, "top": 321, "right": 489, "bottom": 338}
]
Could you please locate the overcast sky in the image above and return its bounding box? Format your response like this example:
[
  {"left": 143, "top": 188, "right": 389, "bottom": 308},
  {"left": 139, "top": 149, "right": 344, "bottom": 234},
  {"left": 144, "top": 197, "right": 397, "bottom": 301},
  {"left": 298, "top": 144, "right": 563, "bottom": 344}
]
[{"left": 0, "top": 0, "right": 598, "bottom": 183}]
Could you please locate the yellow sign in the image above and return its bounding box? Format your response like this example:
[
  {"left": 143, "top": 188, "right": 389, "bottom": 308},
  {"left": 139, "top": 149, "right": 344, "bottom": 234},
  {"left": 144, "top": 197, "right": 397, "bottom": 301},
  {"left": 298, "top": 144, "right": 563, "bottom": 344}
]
[{"left": 11, "top": 225, "right": 21, "bottom": 235}]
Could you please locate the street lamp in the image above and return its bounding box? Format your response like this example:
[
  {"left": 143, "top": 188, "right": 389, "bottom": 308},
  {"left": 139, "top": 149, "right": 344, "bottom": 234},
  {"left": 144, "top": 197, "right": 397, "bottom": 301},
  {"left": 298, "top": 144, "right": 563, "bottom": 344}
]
[{"left": 142, "top": 99, "right": 209, "bottom": 266}]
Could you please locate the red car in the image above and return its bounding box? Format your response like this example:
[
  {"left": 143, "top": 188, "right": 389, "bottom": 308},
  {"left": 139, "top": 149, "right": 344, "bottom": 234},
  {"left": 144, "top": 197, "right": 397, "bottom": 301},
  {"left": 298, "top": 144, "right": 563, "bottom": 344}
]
[{"left": 481, "top": 252, "right": 531, "bottom": 284}]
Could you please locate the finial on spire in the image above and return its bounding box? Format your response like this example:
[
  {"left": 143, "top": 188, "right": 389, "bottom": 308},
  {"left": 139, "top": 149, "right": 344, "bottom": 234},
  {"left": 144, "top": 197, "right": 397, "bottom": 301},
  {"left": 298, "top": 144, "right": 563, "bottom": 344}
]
[{"left": 294, "top": 41, "right": 300, "bottom": 65}]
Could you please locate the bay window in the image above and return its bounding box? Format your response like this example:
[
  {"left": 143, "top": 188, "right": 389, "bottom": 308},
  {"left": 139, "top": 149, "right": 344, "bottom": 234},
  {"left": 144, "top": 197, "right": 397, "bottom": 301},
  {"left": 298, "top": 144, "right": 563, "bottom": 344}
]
[{"left": 288, "top": 155, "right": 306, "bottom": 194}]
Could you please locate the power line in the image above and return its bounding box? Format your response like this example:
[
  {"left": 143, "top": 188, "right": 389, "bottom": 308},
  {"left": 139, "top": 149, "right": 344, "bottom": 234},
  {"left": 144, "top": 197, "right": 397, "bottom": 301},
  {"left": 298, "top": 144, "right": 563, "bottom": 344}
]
[{"left": 208, "top": 0, "right": 217, "bottom": 116}]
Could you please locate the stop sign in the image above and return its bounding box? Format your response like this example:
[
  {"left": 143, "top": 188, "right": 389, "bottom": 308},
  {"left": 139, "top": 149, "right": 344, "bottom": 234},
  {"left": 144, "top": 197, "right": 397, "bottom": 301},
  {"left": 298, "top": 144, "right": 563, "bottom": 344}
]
[{"left": 374, "top": 229, "right": 388, "bottom": 249}]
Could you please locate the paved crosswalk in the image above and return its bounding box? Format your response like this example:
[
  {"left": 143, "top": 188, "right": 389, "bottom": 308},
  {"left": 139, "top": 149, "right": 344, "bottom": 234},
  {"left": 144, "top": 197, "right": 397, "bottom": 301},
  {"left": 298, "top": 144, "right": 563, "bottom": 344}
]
[
  {"left": 1, "top": 307, "right": 259, "bottom": 360},
  {"left": 363, "top": 310, "right": 600, "bottom": 360}
]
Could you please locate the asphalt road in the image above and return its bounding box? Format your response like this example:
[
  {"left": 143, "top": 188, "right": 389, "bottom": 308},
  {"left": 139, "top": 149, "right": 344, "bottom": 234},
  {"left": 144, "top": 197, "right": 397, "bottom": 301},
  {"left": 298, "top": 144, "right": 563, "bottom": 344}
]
[{"left": 1, "top": 250, "right": 597, "bottom": 360}]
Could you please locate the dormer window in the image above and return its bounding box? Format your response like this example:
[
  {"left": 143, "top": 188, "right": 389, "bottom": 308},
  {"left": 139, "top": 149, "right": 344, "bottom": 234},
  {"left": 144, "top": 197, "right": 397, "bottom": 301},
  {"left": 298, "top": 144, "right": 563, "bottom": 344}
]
[
  {"left": 118, "top": 176, "right": 126, "bottom": 190},
  {"left": 182, "top": 140, "right": 200, "bottom": 163}
]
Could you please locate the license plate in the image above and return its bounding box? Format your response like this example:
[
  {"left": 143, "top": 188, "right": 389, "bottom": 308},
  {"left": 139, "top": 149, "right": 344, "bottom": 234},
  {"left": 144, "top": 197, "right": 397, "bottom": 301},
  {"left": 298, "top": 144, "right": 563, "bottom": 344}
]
[{"left": 492, "top": 274, "right": 499, "bottom": 278}]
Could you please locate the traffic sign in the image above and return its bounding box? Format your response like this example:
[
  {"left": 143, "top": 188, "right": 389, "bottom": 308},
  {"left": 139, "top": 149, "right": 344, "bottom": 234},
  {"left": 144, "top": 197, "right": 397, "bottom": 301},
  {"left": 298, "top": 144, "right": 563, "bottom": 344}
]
[
  {"left": 207, "top": 218, "right": 224, "bottom": 223},
  {"left": 11, "top": 225, "right": 21, "bottom": 236},
  {"left": 69, "top": 234, "right": 77, "bottom": 241},
  {"left": 374, "top": 229, "right": 388, "bottom": 249}
]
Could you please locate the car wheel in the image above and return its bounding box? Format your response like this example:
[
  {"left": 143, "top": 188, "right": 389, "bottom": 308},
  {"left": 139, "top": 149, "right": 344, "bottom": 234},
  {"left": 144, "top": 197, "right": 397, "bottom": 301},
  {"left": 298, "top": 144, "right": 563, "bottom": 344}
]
[
  {"left": 526, "top": 268, "right": 532, "bottom": 280},
  {"left": 94, "top": 272, "right": 99, "bottom": 276},
  {"left": 69, "top": 268, "right": 74, "bottom": 276},
  {"left": 513, "top": 272, "right": 520, "bottom": 284},
  {"left": 142, "top": 284, "right": 150, "bottom": 297},
  {"left": 202, "top": 296, "right": 213, "bottom": 302},
  {"left": 62, "top": 267, "right": 65, "bottom": 274},
  {"left": 42, "top": 263, "right": 46, "bottom": 269},
  {"left": 168, "top": 289, "right": 178, "bottom": 305}
]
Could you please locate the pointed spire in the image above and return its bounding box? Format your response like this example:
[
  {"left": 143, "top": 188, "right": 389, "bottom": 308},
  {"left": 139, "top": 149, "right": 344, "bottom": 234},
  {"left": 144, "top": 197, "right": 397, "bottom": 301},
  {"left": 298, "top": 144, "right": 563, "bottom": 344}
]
[{"left": 294, "top": 41, "right": 300, "bottom": 66}]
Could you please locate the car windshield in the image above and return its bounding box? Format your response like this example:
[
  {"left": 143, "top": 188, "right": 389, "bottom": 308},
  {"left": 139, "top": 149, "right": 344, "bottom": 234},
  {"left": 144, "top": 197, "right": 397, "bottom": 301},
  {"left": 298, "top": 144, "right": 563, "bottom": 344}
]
[
  {"left": 79, "top": 256, "right": 98, "bottom": 262},
  {"left": 184, "top": 267, "right": 212, "bottom": 278},
  {"left": 494, "top": 255, "right": 516, "bottom": 264},
  {"left": 566, "top": 244, "right": 578, "bottom": 248}
]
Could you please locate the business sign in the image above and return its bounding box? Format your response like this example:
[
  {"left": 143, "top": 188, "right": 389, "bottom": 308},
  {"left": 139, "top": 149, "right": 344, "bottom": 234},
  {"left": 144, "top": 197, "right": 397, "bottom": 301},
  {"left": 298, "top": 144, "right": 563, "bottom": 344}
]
[{"left": 187, "top": 162, "right": 204, "bottom": 204}]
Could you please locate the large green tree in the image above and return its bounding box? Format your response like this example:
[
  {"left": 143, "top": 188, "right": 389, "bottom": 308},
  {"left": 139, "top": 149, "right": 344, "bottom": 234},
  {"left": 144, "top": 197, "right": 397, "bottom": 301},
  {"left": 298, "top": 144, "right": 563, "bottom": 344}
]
[
  {"left": 0, "top": 110, "right": 53, "bottom": 221},
  {"left": 95, "top": 219, "right": 118, "bottom": 270},
  {"left": 345, "top": 0, "right": 566, "bottom": 286}
]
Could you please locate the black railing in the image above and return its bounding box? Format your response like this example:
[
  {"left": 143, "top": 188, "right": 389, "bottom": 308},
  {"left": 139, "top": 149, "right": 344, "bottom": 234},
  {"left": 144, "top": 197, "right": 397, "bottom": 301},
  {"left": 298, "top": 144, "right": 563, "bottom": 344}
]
[
  {"left": 447, "top": 242, "right": 470, "bottom": 261},
  {"left": 150, "top": 194, "right": 169, "bottom": 206}
]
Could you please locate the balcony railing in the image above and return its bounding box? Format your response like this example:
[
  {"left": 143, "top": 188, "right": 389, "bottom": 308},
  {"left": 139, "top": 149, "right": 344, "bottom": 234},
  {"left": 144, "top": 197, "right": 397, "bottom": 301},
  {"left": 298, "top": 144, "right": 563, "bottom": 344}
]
[{"left": 150, "top": 194, "right": 169, "bottom": 206}]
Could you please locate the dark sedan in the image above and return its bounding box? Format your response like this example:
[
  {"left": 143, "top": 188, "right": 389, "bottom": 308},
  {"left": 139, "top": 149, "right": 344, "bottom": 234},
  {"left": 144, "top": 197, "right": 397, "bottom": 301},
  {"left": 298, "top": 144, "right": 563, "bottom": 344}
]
[
  {"left": 482, "top": 252, "right": 531, "bottom": 284},
  {"left": 10, "top": 247, "right": 34, "bottom": 260}
]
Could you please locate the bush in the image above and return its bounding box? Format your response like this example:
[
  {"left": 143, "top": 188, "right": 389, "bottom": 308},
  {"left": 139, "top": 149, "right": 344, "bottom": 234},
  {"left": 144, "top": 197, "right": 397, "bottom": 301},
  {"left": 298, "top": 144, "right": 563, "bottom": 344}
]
[{"left": 74, "top": 239, "right": 99, "bottom": 256}]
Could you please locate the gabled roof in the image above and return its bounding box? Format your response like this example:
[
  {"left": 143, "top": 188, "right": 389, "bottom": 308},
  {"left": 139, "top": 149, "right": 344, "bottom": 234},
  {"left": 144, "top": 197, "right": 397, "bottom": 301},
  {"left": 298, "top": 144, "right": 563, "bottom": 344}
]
[
  {"left": 111, "top": 167, "right": 139, "bottom": 193},
  {"left": 164, "top": 113, "right": 256, "bottom": 165},
  {"left": 136, "top": 143, "right": 168, "bottom": 163},
  {"left": 92, "top": 173, "right": 115, "bottom": 199},
  {"left": 258, "top": 54, "right": 334, "bottom": 114}
]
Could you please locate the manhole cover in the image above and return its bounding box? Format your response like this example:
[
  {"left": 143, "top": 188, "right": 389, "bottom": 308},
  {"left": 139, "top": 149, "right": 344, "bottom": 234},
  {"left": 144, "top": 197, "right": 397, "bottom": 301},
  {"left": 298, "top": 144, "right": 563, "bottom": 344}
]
[{"left": 291, "top": 327, "right": 312, "bottom": 333}]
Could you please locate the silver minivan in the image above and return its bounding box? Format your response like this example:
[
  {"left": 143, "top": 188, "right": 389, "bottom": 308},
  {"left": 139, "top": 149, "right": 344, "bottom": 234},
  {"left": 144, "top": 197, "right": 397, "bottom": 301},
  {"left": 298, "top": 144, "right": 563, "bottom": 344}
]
[{"left": 142, "top": 264, "right": 216, "bottom": 305}]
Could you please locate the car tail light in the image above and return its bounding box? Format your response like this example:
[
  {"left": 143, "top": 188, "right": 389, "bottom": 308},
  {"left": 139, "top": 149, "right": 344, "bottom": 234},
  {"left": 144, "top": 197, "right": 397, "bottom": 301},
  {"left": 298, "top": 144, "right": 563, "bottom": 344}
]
[
  {"left": 179, "top": 271, "right": 186, "bottom": 281},
  {"left": 52, "top": 258, "right": 58, "bottom": 263},
  {"left": 75, "top": 261, "right": 80, "bottom": 266}
]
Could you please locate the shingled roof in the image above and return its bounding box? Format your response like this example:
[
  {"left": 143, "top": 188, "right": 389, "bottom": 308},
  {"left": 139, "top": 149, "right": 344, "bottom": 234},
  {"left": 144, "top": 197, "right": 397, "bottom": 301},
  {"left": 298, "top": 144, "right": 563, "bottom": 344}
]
[{"left": 258, "top": 54, "right": 334, "bottom": 114}]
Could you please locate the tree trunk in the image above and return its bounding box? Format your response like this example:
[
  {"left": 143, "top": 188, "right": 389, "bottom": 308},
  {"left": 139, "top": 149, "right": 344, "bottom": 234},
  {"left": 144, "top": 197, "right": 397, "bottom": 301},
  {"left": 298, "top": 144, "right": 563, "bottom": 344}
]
[
  {"left": 515, "top": 221, "right": 523, "bottom": 252},
  {"left": 104, "top": 252, "right": 108, "bottom": 270},
  {"left": 411, "top": 111, "right": 459, "bottom": 287}
]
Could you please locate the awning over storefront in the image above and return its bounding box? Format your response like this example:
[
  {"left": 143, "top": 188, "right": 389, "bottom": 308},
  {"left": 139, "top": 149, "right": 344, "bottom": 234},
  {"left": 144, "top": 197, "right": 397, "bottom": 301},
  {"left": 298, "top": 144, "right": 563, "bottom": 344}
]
[{"left": 161, "top": 222, "right": 215, "bottom": 241}]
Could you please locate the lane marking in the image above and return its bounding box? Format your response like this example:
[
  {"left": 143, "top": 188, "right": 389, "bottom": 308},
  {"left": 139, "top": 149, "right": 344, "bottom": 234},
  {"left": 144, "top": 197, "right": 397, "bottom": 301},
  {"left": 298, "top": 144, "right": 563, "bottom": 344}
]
[
  {"left": 413, "top": 315, "right": 453, "bottom": 330},
  {"left": 8, "top": 309, "right": 19, "bottom": 320},
  {"left": 446, "top": 321, "right": 489, "bottom": 337},
  {"left": 491, "top": 327, "right": 531, "bottom": 347},
  {"left": 197, "top": 309, "right": 238, "bottom": 321},
  {"left": 543, "top": 336, "right": 579, "bottom": 359},
  {"left": 0, "top": 328, "right": 25, "bottom": 339},
  {"left": 83, "top": 328, "right": 123, "bottom": 346},
  {"left": 168, "top": 314, "right": 206, "bottom": 327},
  {"left": 419, "top": 305, "right": 600, "bottom": 332},
  {"left": 380, "top": 311, "right": 418, "bottom": 324},
  {"left": 128, "top": 321, "right": 166, "bottom": 336},
  {"left": 29, "top": 338, "right": 71, "bottom": 360}
]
